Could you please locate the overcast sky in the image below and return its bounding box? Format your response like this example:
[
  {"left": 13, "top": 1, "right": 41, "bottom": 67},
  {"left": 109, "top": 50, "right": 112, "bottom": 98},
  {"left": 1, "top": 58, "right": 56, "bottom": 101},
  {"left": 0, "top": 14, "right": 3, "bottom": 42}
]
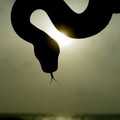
[{"left": 0, "top": 0, "right": 120, "bottom": 115}]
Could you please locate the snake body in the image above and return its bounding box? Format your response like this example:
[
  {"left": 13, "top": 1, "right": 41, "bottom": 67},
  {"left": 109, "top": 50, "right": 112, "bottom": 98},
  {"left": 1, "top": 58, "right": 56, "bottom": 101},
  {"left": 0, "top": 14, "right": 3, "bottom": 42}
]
[{"left": 11, "top": 0, "right": 120, "bottom": 79}]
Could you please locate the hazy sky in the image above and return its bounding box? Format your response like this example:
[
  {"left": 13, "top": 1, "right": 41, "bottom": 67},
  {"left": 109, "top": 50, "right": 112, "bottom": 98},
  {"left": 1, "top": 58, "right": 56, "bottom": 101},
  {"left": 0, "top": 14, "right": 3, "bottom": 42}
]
[{"left": 0, "top": 0, "right": 120, "bottom": 115}]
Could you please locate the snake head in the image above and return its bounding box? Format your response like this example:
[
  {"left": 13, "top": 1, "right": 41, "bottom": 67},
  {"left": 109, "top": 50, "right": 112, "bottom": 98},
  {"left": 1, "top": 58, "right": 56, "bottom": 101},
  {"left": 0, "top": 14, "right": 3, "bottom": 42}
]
[{"left": 33, "top": 34, "right": 60, "bottom": 73}]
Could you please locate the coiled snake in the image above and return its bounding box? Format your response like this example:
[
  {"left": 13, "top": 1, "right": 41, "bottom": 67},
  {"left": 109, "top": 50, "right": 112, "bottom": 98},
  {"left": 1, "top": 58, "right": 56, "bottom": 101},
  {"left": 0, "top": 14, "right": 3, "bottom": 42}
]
[{"left": 11, "top": 0, "right": 120, "bottom": 82}]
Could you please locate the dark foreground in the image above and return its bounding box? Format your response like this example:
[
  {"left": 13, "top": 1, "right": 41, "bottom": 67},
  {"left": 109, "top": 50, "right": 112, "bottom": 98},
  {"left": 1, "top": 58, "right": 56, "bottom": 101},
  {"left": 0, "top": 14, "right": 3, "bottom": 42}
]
[{"left": 0, "top": 114, "right": 120, "bottom": 120}]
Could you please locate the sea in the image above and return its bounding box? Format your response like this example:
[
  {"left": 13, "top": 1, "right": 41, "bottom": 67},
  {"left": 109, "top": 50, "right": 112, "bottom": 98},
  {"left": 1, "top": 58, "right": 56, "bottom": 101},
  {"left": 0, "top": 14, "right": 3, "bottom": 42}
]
[{"left": 0, "top": 114, "right": 120, "bottom": 120}]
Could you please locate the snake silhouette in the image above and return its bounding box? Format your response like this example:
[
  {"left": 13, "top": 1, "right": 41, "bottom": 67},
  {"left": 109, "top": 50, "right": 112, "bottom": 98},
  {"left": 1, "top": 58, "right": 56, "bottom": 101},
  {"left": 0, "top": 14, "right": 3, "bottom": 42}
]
[{"left": 11, "top": 0, "right": 120, "bottom": 81}]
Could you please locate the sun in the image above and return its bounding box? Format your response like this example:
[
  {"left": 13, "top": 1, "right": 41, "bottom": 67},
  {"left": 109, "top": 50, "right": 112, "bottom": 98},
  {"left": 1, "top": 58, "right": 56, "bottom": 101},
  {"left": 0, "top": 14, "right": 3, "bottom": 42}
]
[{"left": 48, "top": 27, "right": 73, "bottom": 47}]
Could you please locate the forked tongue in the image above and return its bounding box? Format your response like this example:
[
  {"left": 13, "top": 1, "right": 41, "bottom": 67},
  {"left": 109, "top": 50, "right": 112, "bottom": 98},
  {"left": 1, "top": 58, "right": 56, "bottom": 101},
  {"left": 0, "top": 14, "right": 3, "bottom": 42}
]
[{"left": 50, "top": 73, "right": 57, "bottom": 84}]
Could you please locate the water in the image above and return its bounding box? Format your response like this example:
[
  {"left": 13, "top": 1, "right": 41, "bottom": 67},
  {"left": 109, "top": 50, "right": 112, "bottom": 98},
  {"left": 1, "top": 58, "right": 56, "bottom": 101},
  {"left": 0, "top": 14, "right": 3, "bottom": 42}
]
[{"left": 0, "top": 114, "right": 120, "bottom": 120}]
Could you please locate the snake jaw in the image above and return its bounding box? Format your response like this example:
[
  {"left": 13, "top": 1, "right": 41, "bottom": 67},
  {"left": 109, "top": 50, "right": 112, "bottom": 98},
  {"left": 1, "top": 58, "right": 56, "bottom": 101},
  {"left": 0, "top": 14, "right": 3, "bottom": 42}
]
[{"left": 50, "top": 73, "right": 57, "bottom": 84}]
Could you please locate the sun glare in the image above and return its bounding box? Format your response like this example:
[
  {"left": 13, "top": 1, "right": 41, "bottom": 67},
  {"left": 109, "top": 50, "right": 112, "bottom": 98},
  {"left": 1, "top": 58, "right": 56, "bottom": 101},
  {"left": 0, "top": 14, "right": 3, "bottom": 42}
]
[
  {"left": 30, "top": 10, "right": 73, "bottom": 48},
  {"left": 48, "top": 27, "right": 73, "bottom": 47}
]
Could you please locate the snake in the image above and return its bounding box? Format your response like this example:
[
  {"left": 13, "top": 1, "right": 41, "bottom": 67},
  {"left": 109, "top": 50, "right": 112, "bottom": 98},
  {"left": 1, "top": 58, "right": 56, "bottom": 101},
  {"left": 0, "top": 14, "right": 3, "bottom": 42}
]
[{"left": 11, "top": 0, "right": 120, "bottom": 82}]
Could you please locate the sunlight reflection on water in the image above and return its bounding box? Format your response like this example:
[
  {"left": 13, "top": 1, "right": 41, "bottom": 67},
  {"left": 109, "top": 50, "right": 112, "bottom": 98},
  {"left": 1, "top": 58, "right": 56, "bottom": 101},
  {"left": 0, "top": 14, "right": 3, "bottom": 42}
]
[{"left": 36, "top": 116, "right": 80, "bottom": 120}]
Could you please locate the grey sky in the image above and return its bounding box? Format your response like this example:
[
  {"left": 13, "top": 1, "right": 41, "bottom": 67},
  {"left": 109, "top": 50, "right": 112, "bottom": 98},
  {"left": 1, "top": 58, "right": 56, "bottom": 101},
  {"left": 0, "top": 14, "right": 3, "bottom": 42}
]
[{"left": 0, "top": 0, "right": 120, "bottom": 115}]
